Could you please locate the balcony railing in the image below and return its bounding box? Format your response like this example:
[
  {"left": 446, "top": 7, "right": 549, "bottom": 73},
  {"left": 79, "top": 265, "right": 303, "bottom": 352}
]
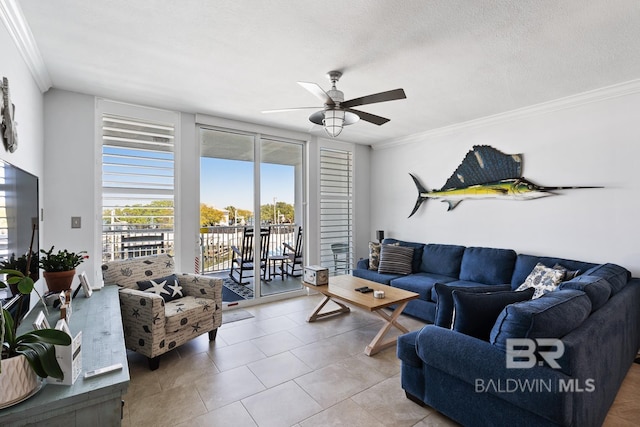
[{"left": 101, "top": 224, "right": 298, "bottom": 274}]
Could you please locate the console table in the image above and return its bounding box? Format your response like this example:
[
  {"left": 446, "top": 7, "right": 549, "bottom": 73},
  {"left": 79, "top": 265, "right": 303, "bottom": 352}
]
[{"left": 0, "top": 285, "right": 129, "bottom": 426}]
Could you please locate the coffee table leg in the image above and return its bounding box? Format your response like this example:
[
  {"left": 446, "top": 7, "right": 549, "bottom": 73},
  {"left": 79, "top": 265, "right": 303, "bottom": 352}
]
[
  {"left": 307, "top": 295, "right": 350, "bottom": 322},
  {"left": 365, "top": 301, "right": 410, "bottom": 356}
]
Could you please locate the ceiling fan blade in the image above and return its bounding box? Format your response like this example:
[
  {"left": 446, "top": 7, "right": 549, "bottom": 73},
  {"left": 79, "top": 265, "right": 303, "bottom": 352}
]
[
  {"left": 262, "top": 107, "right": 319, "bottom": 113},
  {"left": 346, "top": 108, "right": 390, "bottom": 126},
  {"left": 297, "top": 82, "right": 335, "bottom": 106},
  {"left": 341, "top": 88, "right": 406, "bottom": 108}
]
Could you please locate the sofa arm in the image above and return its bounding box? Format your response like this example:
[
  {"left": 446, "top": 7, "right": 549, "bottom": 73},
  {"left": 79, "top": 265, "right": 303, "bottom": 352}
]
[
  {"left": 356, "top": 258, "right": 369, "bottom": 270},
  {"left": 118, "top": 288, "right": 166, "bottom": 330},
  {"left": 415, "top": 325, "right": 572, "bottom": 424}
]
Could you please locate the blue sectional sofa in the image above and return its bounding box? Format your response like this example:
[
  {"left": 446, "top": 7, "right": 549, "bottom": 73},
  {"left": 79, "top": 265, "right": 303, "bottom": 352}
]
[{"left": 353, "top": 239, "right": 640, "bottom": 426}]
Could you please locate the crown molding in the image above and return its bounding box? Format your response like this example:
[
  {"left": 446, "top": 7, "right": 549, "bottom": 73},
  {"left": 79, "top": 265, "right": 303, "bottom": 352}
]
[
  {"left": 0, "top": 0, "right": 51, "bottom": 92},
  {"left": 374, "top": 79, "right": 640, "bottom": 151}
]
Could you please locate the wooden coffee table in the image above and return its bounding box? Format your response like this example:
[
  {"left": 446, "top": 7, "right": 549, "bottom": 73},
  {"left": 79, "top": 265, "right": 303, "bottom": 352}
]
[{"left": 302, "top": 275, "right": 419, "bottom": 356}]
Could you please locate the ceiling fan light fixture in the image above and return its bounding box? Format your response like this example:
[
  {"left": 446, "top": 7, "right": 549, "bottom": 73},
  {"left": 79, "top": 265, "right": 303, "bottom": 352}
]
[{"left": 323, "top": 109, "right": 345, "bottom": 137}]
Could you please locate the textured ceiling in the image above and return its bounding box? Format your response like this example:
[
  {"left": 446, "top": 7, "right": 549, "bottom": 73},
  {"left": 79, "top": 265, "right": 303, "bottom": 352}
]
[{"left": 17, "top": 0, "right": 640, "bottom": 145}]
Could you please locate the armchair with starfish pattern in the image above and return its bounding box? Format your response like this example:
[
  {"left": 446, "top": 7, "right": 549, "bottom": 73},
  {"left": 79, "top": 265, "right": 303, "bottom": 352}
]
[{"left": 101, "top": 253, "right": 222, "bottom": 370}]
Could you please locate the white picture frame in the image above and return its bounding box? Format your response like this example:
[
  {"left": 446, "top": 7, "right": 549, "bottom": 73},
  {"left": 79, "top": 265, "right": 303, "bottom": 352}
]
[
  {"left": 32, "top": 310, "right": 50, "bottom": 330},
  {"left": 55, "top": 318, "right": 72, "bottom": 336},
  {"left": 78, "top": 271, "right": 92, "bottom": 298}
]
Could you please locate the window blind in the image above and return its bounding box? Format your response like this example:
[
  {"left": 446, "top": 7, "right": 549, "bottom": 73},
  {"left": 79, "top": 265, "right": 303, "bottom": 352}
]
[
  {"left": 101, "top": 114, "right": 175, "bottom": 262},
  {"left": 319, "top": 148, "right": 353, "bottom": 275}
]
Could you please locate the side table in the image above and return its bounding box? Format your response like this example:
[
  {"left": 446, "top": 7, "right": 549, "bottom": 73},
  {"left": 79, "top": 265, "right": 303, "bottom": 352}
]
[{"left": 266, "top": 255, "right": 289, "bottom": 281}]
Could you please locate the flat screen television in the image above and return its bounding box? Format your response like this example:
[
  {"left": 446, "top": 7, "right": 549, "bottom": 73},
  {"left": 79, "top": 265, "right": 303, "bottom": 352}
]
[{"left": 0, "top": 159, "right": 39, "bottom": 287}]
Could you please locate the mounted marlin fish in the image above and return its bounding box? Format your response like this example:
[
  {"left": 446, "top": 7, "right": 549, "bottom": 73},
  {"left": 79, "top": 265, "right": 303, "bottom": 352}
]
[{"left": 409, "top": 145, "right": 600, "bottom": 217}]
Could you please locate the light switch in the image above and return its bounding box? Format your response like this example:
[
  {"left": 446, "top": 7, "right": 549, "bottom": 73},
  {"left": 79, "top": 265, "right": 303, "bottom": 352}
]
[{"left": 71, "top": 216, "right": 81, "bottom": 228}]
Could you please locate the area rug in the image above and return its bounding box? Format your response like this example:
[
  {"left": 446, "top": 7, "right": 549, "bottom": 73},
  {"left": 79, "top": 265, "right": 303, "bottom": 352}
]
[
  {"left": 222, "top": 277, "right": 254, "bottom": 302},
  {"left": 222, "top": 309, "right": 254, "bottom": 324}
]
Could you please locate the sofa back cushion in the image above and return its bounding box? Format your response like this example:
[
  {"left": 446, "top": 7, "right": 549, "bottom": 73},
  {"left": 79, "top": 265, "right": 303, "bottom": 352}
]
[
  {"left": 559, "top": 275, "right": 611, "bottom": 312},
  {"left": 102, "top": 253, "right": 175, "bottom": 290},
  {"left": 582, "top": 263, "right": 630, "bottom": 295},
  {"left": 382, "top": 238, "right": 424, "bottom": 273},
  {"left": 510, "top": 254, "right": 597, "bottom": 289},
  {"left": 459, "top": 247, "right": 517, "bottom": 285},
  {"left": 420, "top": 243, "right": 466, "bottom": 277},
  {"left": 490, "top": 289, "right": 591, "bottom": 352}
]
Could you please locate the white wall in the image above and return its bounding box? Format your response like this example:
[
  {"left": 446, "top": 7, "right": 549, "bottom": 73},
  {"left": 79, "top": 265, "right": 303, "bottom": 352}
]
[
  {"left": 0, "top": 21, "right": 45, "bottom": 303},
  {"left": 370, "top": 90, "right": 640, "bottom": 276}
]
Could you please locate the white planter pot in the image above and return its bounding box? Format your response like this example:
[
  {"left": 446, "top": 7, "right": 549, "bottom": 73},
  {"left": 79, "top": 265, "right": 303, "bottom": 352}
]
[{"left": 0, "top": 354, "right": 40, "bottom": 408}]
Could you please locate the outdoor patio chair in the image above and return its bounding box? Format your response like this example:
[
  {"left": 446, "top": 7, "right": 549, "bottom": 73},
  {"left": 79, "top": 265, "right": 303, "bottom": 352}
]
[
  {"left": 331, "top": 242, "right": 350, "bottom": 273},
  {"left": 282, "top": 226, "right": 303, "bottom": 276},
  {"left": 229, "top": 227, "right": 270, "bottom": 285}
]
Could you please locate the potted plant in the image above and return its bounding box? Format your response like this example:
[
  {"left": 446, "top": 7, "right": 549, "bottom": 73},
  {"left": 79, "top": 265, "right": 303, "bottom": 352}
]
[
  {"left": 0, "top": 252, "right": 39, "bottom": 295},
  {"left": 1, "top": 260, "right": 72, "bottom": 407},
  {"left": 39, "top": 246, "right": 88, "bottom": 292}
]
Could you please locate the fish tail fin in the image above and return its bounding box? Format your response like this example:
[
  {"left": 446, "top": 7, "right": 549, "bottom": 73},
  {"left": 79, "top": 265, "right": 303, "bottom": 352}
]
[{"left": 409, "top": 173, "right": 429, "bottom": 217}]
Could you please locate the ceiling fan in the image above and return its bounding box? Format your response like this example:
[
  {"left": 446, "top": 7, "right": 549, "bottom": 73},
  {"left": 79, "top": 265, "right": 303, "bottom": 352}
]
[{"left": 263, "top": 70, "right": 406, "bottom": 137}]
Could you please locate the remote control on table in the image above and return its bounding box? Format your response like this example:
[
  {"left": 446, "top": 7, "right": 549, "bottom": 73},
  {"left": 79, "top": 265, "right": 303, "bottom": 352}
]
[
  {"left": 361, "top": 288, "right": 374, "bottom": 293},
  {"left": 84, "top": 363, "right": 123, "bottom": 379}
]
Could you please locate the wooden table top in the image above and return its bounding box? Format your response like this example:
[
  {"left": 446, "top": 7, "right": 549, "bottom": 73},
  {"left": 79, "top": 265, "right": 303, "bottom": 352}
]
[{"left": 302, "top": 274, "right": 419, "bottom": 312}]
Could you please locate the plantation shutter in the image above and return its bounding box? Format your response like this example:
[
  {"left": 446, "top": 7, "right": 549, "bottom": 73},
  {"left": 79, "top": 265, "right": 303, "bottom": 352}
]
[
  {"left": 101, "top": 114, "right": 175, "bottom": 262},
  {"left": 319, "top": 148, "right": 353, "bottom": 275}
]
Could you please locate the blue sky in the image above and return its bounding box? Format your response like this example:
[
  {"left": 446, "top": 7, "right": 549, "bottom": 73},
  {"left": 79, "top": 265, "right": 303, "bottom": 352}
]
[{"left": 200, "top": 158, "right": 294, "bottom": 211}]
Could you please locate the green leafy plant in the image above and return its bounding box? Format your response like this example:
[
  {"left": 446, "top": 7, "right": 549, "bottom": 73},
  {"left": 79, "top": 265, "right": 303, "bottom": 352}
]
[
  {"left": 0, "top": 252, "right": 39, "bottom": 277},
  {"left": 39, "top": 246, "right": 88, "bottom": 272},
  {"left": 1, "top": 308, "right": 71, "bottom": 378},
  {"left": 1, "top": 264, "right": 71, "bottom": 378}
]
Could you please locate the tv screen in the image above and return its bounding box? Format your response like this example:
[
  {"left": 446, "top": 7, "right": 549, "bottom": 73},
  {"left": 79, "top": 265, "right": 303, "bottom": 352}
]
[{"left": 0, "top": 159, "right": 39, "bottom": 285}]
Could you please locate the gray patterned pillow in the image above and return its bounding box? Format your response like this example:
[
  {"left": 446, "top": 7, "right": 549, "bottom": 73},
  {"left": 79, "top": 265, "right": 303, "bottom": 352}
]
[
  {"left": 378, "top": 245, "right": 414, "bottom": 275},
  {"left": 553, "top": 263, "right": 581, "bottom": 281},
  {"left": 369, "top": 241, "right": 399, "bottom": 270},
  {"left": 516, "top": 262, "right": 565, "bottom": 298}
]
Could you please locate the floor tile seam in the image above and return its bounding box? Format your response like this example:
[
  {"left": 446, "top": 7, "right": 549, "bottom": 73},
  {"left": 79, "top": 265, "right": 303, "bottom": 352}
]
[
  {"left": 245, "top": 350, "right": 313, "bottom": 389},
  {"left": 208, "top": 341, "right": 269, "bottom": 372}
]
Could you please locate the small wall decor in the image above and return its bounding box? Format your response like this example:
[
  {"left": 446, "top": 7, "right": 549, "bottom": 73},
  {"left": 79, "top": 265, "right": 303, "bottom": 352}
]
[
  {"left": 1, "top": 77, "right": 18, "bottom": 153},
  {"left": 408, "top": 145, "right": 601, "bottom": 216}
]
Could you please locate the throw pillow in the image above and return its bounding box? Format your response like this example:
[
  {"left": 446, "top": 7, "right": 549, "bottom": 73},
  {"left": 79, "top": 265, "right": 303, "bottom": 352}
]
[
  {"left": 553, "top": 263, "right": 581, "bottom": 281},
  {"left": 367, "top": 241, "right": 397, "bottom": 270},
  {"left": 377, "top": 244, "right": 414, "bottom": 275},
  {"left": 516, "top": 262, "right": 565, "bottom": 298},
  {"left": 451, "top": 288, "right": 535, "bottom": 341},
  {"left": 137, "top": 274, "right": 183, "bottom": 302},
  {"left": 433, "top": 283, "right": 509, "bottom": 329}
]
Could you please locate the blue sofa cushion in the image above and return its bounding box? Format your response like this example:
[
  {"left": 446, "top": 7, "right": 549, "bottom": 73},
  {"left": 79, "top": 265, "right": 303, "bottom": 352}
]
[
  {"left": 351, "top": 268, "right": 402, "bottom": 285},
  {"left": 433, "top": 282, "right": 511, "bottom": 328},
  {"left": 391, "top": 273, "right": 456, "bottom": 301},
  {"left": 559, "top": 275, "right": 611, "bottom": 312},
  {"left": 490, "top": 289, "right": 592, "bottom": 352},
  {"left": 382, "top": 238, "right": 424, "bottom": 273},
  {"left": 583, "top": 263, "right": 630, "bottom": 295},
  {"left": 451, "top": 288, "right": 535, "bottom": 341},
  {"left": 419, "top": 243, "right": 466, "bottom": 277},
  {"left": 459, "top": 247, "right": 516, "bottom": 285},
  {"left": 511, "top": 254, "right": 597, "bottom": 289},
  {"left": 378, "top": 244, "right": 414, "bottom": 275}
]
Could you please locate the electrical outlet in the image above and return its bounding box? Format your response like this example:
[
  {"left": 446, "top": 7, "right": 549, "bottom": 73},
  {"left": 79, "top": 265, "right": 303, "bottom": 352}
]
[{"left": 71, "top": 216, "right": 81, "bottom": 228}]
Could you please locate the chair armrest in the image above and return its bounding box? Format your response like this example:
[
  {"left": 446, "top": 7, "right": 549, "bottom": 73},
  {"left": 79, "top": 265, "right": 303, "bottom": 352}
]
[
  {"left": 231, "top": 245, "right": 241, "bottom": 257},
  {"left": 118, "top": 288, "right": 165, "bottom": 329},
  {"left": 282, "top": 242, "right": 295, "bottom": 254},
  {"left": 177, "top": 274, "right": 223, "bottom": 302}
]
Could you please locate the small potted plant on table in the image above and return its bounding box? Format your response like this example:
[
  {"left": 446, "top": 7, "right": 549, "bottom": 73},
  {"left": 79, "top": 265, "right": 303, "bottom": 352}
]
[{"left": 39, "top": 246, "right": 88, "bottom": 292}]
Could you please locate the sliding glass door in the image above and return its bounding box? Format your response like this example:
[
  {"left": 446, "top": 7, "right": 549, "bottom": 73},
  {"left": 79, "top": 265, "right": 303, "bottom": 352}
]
[{"left": 199, "top": 127, "right": 304, "bottom": 305}]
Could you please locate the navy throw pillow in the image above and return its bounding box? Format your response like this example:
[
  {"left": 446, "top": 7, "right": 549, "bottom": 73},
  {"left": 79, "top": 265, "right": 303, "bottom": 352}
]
[
  {"left": 137, "top": 273, "right": 183, "bottom": 302},
  {"left": 433, "top": 283, "right": 508, "bottom": 329},
  {"left": 451, "top": 288, "right": 535, "bottom": 341}
]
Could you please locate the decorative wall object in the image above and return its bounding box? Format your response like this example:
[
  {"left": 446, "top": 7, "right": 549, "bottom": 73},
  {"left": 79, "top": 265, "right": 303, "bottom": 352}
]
[
  {"left": 409, "top": 145, "right": 600, "bottom": 216},
  {"left": 1, "top": 77, "right": 18, "bottom": 153}
]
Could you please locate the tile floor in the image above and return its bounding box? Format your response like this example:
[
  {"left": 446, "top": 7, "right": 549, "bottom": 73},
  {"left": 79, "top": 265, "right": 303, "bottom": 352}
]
[{"left": 121, "top": 294, "right": 640, "bottom": 427}]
